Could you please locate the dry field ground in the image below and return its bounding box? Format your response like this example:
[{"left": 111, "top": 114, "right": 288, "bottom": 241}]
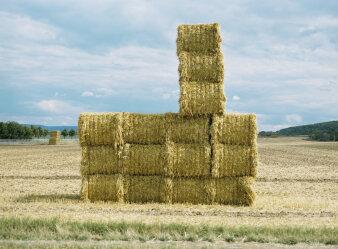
[{"left": 0, "top": 136, "right": 337, "bottom": 248}]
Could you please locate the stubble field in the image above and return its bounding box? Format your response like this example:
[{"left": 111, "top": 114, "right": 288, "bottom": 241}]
[{"left": 0, "top": 136, "right": 337, "bottom": 248}]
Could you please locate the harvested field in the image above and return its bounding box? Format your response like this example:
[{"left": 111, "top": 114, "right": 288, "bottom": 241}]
[
  {"left": 0, "top": 137, "right": 337, "bottom": 246},
  {"left": 0, "top": 137, "right": 336, "bottom": 226}
]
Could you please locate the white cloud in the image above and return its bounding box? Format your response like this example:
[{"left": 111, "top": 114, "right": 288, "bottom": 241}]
[
  {"left": 232, "top": 95, "right": 240, "bottom": 101},
  {"left": 0, "top": 11, "right": 60, "bottom": 41},
  {"left": 81, "top": 91, "right": 94, "bottom": 97},
  {"left": 162, "top": 93, "right": 170, "bottom": 100},
  {"left": 34, "top": 99, "right": 84, "bottom": 115},
  {"left": 95, "top": 88, "right": 118, "bottom": 98},
  {"left": 286, "top": 114, "right": 302, "bottom": 124}
]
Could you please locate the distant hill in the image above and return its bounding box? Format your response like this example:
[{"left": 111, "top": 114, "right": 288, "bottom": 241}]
[
  {"left": 276, "top": 121, "right": 338, "bottom": 136},
  {"left": 21, "top": 124, "right": 77, "bottom": 132}
]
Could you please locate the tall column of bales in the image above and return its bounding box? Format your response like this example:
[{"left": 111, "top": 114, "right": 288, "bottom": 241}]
[
  {"left": 49, "top": 130, "right": 60, "bottom": 145},
  {"left": 176, "top": 23, "right": 257, "bottom": 205},
  {"left": 78, "top": 23, "right": 258, "bottom": 206}
]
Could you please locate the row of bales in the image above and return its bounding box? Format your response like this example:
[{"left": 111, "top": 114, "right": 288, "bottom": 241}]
[{"left": 78, "top": 23, "right": 258, "bottom": 206}]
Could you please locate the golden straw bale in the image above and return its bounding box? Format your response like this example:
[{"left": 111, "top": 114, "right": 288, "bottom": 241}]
[
  {"left": 211, "top": 113, "right": 257, "bottom": 145},
  {"left": 212, "top": 144, "right": 258, "bottom": 178},
  {"left": 78, "top": 113, "right": 123, "bottom": 147},
  {"left": 87, "top": 174, "right": 124, "bottom": 202},
  {"left": 176, "top": 23, "right": 222, "bottom": 54},
  {"left": 178, "top": 52, "right": 224, "bottom": 83},
  {"left": 80, "top": 176, "right": 89, "bottom": 201},
  {"left": 123, "top": 144, "right": 166, "bottom": 175},
  {"left": 215, "top": 177, "right": 255, "bottom": 206},
  {"left": 48, "top": 138, "right": 60, "bottom": 145},
  {"left": 166, "top": 113, "right": 210, "bottom": 144},
  {"left": 49, "top": 130, "right": 60, "bottom": 137},
  {"left": 123, "top": 113, "right": 167, "bottom": 145},
  {"left": 172, "top": 177, "right": 214, "bottom": 204},
  {"left": 80, "top": 146, "right": 122, "bottom": 175},
  {"left": 179, "top": 81, "right": 226, "bottom": 116},
  {"left": 168, "top": 143, "right": 211, "bottom": 177},
  {"left": 125, "top": 175, "right": 168, "bottom": 203},
  {"left": 49, "top": 130, "right": 61, "bottom": 145}
]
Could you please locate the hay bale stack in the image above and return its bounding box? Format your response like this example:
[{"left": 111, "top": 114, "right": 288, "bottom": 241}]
[
  {"left": 177, "top": 23, "right": 226, "bottom": 116},
  {"left": 49, "top": 130, "right": 60, "bottom": 145},
  {"left": 78, "top": 23, "right": 258, "bottom": 206}
]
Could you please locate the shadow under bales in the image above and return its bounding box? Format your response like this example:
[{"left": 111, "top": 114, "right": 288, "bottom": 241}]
[{"left": 16, "top": 194, "right": 81, "bottom": 203}]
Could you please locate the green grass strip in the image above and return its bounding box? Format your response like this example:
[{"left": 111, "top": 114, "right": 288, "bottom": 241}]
[{"left": 0, "top": 216, "right": 336, "bottom": 245}]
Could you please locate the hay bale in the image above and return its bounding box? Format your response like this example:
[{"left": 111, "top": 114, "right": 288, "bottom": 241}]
[
  {"left": 215, "top": 177, "right": 255, "bottom": 206},
  {"left": 125, "top": 175, "right": 169, "bottom": 203},
  {"left": 178, "top": 52, "right": 224, "bottom": 83},
  {"left": 86, "top": 174, "right": 124, "bottom": 202},
  {"left": 212, "top": 144, "right": 258, "bottom": 178},
  {"left": 177, "top": 23, "right": 222, "bottom": 54},
  {"left": 80, "top": 176, "right": 89, "bottom": 201},
  {"left": 123, "top": 113, "right": 167, "bottom": 145},
  {"left": 166, "top": 113, "right": 210, "bottom": 144},
  {"left": 211, "top": 114, "right": 257, "bottom": 145},
  {"left": 78, "top": 113, "right": 123, "bottom": 148},
  {"left": 123, "top": 144, "right": 166, "bottom": 175},
  {"left": 172, "top": 177, "right": 215, "bottom": 204},
  {"left": 179, "top": 81, "right": 226, "bottom": 116},
  {"left": 80, "top": 146, "right": 122, "bottom": 175},
  {"left": 49, "top": 130, "right": 60, "bottom": 145},
  {"left": 167, "top": 142, "right": 211, "bottom": 177}
]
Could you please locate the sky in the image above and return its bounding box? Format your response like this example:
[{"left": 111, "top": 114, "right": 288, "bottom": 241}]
[{"left": 0, "top": 0, "right": 337, "bottom": 131}]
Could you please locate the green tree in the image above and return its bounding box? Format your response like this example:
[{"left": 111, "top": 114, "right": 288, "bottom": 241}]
[
  {"left": 23, "top": 126, "right": 33, "bottom": 139},
  {"left": 0, "top": 122, "right": 8, "bottom": 139},
  {"left": 61, "top": 129, "right": 68, "bottom": 138},
  {"left": 7, "top": 122, "right": 19, "bottom": 139},
  {"left": 37, "top": 126, "right": 43, "bottom": 138},
  {"left": 30, "top": 125, "right": 37, "bottom": 138},
  {"left": 43, "top": 129, "right": 49, "bottom": 137},
  {"left": 69, "top": 129, "right": 76, "bottom": 138}
]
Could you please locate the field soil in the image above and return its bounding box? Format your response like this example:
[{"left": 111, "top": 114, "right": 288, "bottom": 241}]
[{"left": 0, "top": 136, "right": 337, "bottom": 247}]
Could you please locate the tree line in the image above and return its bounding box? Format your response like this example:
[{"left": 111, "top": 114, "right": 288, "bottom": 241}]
[{"left": 0, "top": 121, "right": 77, "bottom": 139}]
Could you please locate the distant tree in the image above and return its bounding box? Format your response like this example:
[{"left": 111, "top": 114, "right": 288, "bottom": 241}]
[
  {"left": 30, "top": 125, "right": 37, "bottom": 137},
  {"left": 61, "top": 129, "right": 68, "bottom": 138},
  {"left": 0, "top": 122, "right": 8, "bottom": 139},
  {"left": 7, "top": 122, "right": 19, "bottom": 139},
  {"left": 43, "top": 129, "right": 49, "bottom": 137},
  {"left": 37, "top": 126, "right": 43, "bottom": 138},
  {"left": 23, "top": 126, "right": 33, "bottom": 139},
  {"left": 69, "top": 129, "right": 76, "bottom": 138}
]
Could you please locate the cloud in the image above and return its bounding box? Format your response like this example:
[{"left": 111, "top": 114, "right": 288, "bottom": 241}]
[
  {"left": 232, "top": 96, "right": 240, "bottom": 101},
  {"left": 34, "top": 99, "right": 84, "bottom": 115},
  {"left": 81, "top": 91, "right": 94, "bottom": 97},
  {"left": 95, "top": 88, "right": 118, "bottom": 98},
  {"left": 286, "top": 114, "right": 302, "bottom": 124},
  {"left": 0, "top": 11, "right": 60, "bottom": 42}
]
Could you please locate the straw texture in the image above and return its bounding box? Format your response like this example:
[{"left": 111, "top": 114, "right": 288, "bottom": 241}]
[
  {"left": 166, "top": 113, "right": 210, "bottom": 144},
  {"left": 215, "top": 177, "right": 256, "bottom": 206},
  {"left": 49, "top": 130, "right": 60, "bottom": 145},
  {"left": 169, "top": 143, "right": 211, "bottom": 177},
  {"left": 78, "top": 113, "right": 123, "bottom": 148},
  {"left": 211, "top": 114, "right": 257, "bottom": 145},
  {"left": 123, "top": 113, "right": 167, "bottom": 145},
  {"left": 179, "top": 81, "right": 226, "bottom": 116},
  {"left": 176, "top": 23, "right": 222, "bottom": 55},
  {"left": 87, "top": 174, "right": 124, "bottom": 202},
  {"left": 125, "top": 175, "right": 168, "bottom": 203},
  {"left": 80, "top": 146, "right": 121, "bottom": 175},
  {"left": 123, "top": 144, "right": 166, "bottom": 176},
  {"left": 212, "top": 144, "right": 258, "bottom": 178}
]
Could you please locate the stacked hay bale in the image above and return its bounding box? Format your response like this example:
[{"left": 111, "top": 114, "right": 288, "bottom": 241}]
[
  {"left": 79, "top": 23, "right": 258, "bottom": 206},
  {"left": 49, "top": 130, "right": 60, "bottom": 145}
]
